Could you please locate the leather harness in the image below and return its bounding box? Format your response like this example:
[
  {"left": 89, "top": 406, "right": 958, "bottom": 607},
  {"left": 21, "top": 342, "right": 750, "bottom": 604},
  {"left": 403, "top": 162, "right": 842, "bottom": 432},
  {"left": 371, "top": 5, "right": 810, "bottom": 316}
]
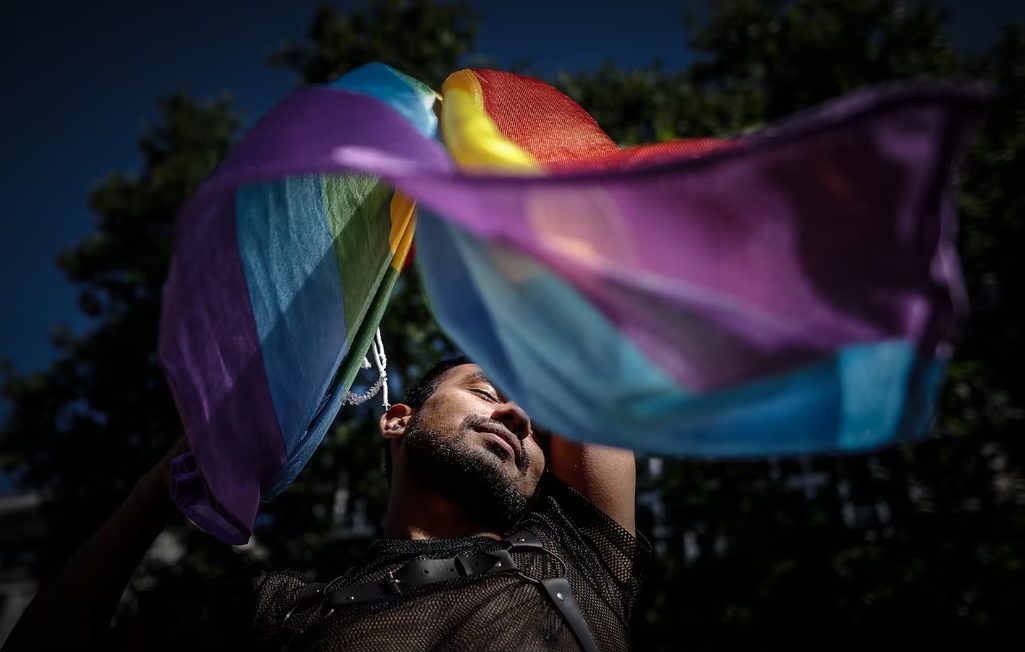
[{"left": 280, "top": 529, "right": 601, "bottom": 652}]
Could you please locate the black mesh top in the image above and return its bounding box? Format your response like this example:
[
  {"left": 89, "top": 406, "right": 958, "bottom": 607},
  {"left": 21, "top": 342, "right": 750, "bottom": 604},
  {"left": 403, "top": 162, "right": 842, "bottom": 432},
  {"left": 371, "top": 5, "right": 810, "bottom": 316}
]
[{"left": 147, "top": 473, "right": 650, "bottom": 651}]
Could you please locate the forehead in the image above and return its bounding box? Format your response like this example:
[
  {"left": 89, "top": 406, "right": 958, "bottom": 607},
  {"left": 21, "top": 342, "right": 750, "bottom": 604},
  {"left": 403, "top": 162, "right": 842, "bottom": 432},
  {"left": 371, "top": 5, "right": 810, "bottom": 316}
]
[{"left": 439, "top": 363, "right": 490, "bottom": 388}]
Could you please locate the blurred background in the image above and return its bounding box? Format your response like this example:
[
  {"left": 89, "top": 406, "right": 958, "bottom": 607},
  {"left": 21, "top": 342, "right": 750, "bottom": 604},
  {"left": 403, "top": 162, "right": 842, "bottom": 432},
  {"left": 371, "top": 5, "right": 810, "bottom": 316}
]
[{"left": 1, "top": 0, "right": 1023, "bottom": 647}]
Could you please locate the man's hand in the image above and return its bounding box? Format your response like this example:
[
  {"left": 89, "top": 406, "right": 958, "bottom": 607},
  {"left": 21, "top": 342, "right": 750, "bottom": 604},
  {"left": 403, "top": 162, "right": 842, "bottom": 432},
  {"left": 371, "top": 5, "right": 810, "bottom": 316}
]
[{"left": 137, "top": 436, "right": 189, "bottom": 516}]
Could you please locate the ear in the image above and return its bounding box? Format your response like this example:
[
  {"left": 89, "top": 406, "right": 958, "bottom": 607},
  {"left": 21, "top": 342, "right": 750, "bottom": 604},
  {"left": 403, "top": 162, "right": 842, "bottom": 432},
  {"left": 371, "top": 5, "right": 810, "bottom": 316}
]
[{"left": 380, "top": 403, "right": 415, "bottom": 441}]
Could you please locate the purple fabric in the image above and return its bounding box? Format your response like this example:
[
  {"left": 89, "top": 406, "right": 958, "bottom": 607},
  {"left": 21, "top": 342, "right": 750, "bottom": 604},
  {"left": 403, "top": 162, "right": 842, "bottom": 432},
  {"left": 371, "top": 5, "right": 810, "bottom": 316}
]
[
  {"left": 158, "top": 87, "right": 452, "bottom": 542},
  {"left": 193, "top": 87, "right": 452, "bottom": 197},
  {"left": 335, "top": 83, "right": 988, "bottom": 391},
  {"left": 159, "top": 192, "right": 281, "bottom": 543}
]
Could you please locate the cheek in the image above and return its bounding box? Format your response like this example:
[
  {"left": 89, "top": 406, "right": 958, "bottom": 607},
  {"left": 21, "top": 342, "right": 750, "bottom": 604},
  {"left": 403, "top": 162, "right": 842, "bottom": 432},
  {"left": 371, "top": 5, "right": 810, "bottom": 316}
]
[
  {"left": 522, "top": 464, "right": 544, "bottom": 497},
  {"left": 527, "top": 437, "right": 546, "bottom": 467},
  {"left": 420, "top": 393, "right": 477, "bottom": 435},
  {"left": 526, "top": 443, "right": 546, "bottom": 480}
]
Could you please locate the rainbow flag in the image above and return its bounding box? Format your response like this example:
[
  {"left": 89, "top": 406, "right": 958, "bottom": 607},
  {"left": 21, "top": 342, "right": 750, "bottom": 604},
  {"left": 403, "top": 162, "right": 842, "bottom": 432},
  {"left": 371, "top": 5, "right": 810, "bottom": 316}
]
[
  {"left": 159, "top": 63, "right": 989, "bottom": 543},
  {"left": 159, "top": 64, "right": 435, "bottom": 543}
]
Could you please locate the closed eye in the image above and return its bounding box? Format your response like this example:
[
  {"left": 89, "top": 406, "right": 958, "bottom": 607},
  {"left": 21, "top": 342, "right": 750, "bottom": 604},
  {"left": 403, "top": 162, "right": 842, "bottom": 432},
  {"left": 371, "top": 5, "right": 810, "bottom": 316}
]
[{"left": 471, "top": 388, "right": 500, "bottom": 402}]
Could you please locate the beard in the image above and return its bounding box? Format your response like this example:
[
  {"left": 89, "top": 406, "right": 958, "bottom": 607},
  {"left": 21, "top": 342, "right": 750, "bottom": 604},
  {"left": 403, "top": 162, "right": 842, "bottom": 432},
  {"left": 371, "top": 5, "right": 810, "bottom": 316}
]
[{"left": 403, "top": 412, "right": 529, "bottom": 533}]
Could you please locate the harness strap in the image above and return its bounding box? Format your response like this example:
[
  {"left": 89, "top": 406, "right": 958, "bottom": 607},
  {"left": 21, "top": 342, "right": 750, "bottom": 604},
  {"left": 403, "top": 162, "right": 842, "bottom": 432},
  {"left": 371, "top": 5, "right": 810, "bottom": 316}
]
[
  {"left": 283, "top": 529, "right": 601, "bottom": 652},
  {"left": 326, "top": 546, "right": 517, "bottom": 607},
  {"left": 540, "top": 577, "right": 601, "bottom": 652}
]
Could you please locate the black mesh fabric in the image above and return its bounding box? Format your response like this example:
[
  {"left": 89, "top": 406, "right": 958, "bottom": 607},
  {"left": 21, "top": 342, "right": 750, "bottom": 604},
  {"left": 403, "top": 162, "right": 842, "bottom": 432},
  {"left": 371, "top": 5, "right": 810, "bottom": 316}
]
[{"left": 146, "top": 473, "right": 650, "bottom": 651}]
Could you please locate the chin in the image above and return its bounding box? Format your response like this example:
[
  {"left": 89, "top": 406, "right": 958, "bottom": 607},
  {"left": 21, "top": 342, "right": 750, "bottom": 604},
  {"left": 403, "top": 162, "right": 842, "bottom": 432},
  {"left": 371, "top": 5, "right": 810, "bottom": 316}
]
[{"left": 467, "top": 442, "right": 515, "bottom": 478}]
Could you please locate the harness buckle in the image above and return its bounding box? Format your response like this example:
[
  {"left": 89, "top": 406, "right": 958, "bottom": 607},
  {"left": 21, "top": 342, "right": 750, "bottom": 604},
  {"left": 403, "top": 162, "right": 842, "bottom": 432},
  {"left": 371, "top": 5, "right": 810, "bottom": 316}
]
[{"left": 383, "top": 568, "right": 404, "bottom": 595}]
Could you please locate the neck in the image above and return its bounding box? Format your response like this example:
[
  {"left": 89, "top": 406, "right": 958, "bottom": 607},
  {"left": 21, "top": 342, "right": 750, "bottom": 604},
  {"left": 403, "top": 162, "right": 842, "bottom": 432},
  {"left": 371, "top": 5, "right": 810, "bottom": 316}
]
[{"left": 383, "top": 474, "right": 500, "bottom": 541}]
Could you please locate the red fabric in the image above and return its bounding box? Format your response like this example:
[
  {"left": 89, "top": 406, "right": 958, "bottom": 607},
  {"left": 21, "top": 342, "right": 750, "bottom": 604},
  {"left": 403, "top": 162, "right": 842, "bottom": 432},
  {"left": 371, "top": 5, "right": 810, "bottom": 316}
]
[
  {"left": 473, "top": 69, "right": 618, "bottom": 165},
  {"left": 402, "top": 241, "right": 416, "bottom": 272},
  {"left": 548, "top": 138, "right": 737, "bottom": 173},
  {"left": 471, "top": 69, "right": 732, "bottom": 172}
]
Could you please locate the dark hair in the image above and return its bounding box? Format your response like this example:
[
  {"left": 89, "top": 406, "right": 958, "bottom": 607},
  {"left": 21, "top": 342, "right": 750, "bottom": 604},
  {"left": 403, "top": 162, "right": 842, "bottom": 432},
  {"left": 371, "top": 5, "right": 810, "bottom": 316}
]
[{"left": 384, "top": 355, "right": 472, "bottom": 481}]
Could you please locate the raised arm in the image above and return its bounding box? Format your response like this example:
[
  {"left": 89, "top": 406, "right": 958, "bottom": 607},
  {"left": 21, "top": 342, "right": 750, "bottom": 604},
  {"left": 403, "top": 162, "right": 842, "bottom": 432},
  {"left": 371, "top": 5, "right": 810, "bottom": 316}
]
[
  {"left": 2, "top": 439, "right": 186, "bottom": 652},
  {"left": 546, "top": 434, "right": 635, "bottom": 535}
]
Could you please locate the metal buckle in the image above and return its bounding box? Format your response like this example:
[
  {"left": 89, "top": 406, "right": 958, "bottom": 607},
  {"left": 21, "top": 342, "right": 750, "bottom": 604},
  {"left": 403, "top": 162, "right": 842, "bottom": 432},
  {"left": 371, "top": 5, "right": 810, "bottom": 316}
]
[
  {"left": 383, "top": 568, "right": 403, "bottom": 595},
  {"left": 280, "top": 582, "right": 324, "bottom": 632}
]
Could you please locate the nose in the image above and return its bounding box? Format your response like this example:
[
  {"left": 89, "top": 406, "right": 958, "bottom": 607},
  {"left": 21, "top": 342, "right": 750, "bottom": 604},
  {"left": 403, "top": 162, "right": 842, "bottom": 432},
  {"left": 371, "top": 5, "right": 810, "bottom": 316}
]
[{"left": 492, "top": 401, "right": 532, "bottom": 441}]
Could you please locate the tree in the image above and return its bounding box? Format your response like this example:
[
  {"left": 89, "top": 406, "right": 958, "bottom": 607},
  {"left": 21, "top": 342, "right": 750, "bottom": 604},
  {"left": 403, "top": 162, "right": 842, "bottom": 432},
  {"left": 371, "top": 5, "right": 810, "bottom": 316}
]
[
  {"left": 549, "top": 1, "right": 1021, "bottom": 645},
  {"left": 0, "top": 94, "right": 247, "bottom": 582},
  {"left": 270, "top": 0, "right": 477, "bottom": 89},
  {"left": 3, "top": 0, "right": 1023, "bottom": 647},
  {"left": 558, "top": 2, "right": 1024, "bottom": 645},
  {"left": 0, "top": 0, "right": 475, "bottom": 609}
]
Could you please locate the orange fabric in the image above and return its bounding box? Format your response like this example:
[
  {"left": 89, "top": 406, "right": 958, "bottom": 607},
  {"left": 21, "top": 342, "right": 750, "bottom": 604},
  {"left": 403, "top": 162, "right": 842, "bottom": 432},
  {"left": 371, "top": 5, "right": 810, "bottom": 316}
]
[{"left": 388, "top": 191, "right": 417, "bottom": 272}]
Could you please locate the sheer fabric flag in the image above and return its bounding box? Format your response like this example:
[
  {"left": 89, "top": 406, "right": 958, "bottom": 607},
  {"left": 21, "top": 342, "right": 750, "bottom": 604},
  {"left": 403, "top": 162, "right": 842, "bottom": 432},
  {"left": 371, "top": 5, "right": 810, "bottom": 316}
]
[
  {"left": 159, "top": 64, "right": 435, "bottom": 543},
  {"left": 159, "top": 62, "right": 988, "bottom": 543},
  {"left": 373, "top": 72, "right": 987, "bottom": 458}
]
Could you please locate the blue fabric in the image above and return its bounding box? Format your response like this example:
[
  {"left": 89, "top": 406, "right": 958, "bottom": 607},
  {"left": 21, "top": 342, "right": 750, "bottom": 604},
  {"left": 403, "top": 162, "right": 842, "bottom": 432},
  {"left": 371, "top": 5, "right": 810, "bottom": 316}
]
[
  {"left": 236, "top": 176, "right": 347, "bottom": 460},
  {"left": 416, "top": 210, "right": 529, "bottom": 408},
  {"left": 417, "top": 212, "right": 688, "bottom": 448},
  {"left": 417, "top": 213, "right": 941, "bottom": 457},
  {"left": 256, "top": 64, "right": 442, "bottom": 500},
  {"left": 897, "top": 355, "right": 947, "bottom": 442},
  {"left": 330, "top": 62, "right": 438, "bottom": 139},
  {"left": 836, "top": 341, "right": 915, "bottom": 450},
  {"left": 263, "top": 345, "right": 356, "bottom": 499}
]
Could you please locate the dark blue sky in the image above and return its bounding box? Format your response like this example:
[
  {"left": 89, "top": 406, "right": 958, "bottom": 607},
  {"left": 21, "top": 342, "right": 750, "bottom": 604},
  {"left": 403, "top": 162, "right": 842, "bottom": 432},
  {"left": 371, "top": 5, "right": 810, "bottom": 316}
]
[{"left": 0, "top": 0, "right": 1021, "bottom": 391}]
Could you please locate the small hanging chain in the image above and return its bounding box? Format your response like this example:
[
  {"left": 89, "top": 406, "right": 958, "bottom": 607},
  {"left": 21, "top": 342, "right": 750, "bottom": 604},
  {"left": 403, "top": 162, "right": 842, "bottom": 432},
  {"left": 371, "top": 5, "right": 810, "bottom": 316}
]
[{"left": 340, "top": 328, "right": 390, "bottom": 408}]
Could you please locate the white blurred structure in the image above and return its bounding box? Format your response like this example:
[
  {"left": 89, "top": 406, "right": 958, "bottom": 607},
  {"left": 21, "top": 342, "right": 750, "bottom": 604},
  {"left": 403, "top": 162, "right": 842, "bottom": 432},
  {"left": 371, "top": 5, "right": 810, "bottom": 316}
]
[{"left": 0, "top": 491, "right": 42, "bottom": 646}]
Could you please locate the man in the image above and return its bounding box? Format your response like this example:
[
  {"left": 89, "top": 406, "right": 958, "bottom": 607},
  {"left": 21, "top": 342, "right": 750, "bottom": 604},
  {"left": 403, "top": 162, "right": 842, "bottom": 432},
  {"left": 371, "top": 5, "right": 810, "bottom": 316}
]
[{"left": 4, "top": 357, "right": 647, "bottom": 651}]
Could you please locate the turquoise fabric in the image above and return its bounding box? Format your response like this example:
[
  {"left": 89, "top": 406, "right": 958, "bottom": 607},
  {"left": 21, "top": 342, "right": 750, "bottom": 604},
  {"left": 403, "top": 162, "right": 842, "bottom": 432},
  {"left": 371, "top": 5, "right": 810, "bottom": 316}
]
[
  {"left": 330, "top": 62, "right": 438, "bottom": 139},
  {"left": 236, "top": 176, "right": 347, "bottom": 458},
  {"left": 416, "top": 211, "right": 942, "bottom": 456}
]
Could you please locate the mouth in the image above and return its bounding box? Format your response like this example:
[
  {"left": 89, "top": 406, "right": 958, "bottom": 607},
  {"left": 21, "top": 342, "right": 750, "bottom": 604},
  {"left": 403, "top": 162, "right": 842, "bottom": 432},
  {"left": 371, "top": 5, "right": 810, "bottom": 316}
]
[{"left": 474, "top": 425, "right": 522, "bottom": 466}]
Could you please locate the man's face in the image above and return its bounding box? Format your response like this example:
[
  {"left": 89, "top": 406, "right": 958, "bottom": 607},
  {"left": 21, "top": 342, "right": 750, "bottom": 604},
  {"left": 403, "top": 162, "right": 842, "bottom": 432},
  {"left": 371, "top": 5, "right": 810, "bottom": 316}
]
[{"left": 401, "top": 364, "right": 547, "bottom": 531}]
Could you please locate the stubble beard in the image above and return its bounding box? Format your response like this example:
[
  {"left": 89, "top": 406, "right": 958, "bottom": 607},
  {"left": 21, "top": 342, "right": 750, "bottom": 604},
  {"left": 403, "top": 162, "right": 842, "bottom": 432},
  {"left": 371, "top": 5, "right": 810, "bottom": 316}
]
[{"left": 403, "top": 412, "right": 528, "bottom": 533}]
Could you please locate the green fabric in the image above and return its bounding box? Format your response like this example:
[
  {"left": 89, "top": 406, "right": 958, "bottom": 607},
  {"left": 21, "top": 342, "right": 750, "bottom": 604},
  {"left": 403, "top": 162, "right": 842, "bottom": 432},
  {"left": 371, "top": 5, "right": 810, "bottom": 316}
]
[{"left": 322, "top": 174, "right": 394, "bottom": 346}]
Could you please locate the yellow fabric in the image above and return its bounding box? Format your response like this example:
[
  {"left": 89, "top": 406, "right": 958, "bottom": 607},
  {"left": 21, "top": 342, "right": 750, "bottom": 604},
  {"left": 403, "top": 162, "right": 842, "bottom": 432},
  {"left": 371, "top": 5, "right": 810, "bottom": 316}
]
[{"left": 440, "top": 70, "right": 540, "bottom": 173}]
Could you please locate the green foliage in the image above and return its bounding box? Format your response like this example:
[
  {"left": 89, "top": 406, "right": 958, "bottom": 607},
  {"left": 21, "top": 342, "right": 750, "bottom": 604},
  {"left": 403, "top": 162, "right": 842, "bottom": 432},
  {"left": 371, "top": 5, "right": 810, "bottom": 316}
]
[
  {"left": 952, "top": 25, "right": 1025, "bottom": 433},
  {"left": 556, "top": 0, "right": 1024, "bottom": 644},
  {"left": 690, "top": 0, "right": 963, "bottom": 117},
  {"left": 610, "top": 1, "right": 1021, "bottom": 644},
  {"left": 1, "top": 93, "right": 248, "bottom": 578},
  {"left": 2, "top": 0, "right": 1023, "bottom": 645},
  {"left": 556, "top": 64, "right": 762, "bottom": 144},
  {"left": 269, "top": 0, "right": 477, "bottom": 88}
]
